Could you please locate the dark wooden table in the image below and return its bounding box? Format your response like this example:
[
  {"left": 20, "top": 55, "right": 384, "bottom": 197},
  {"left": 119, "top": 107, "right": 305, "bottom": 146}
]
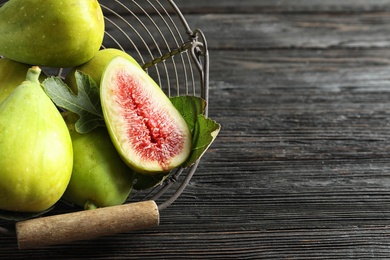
[{"left": 2, "top": 0, "right": 390, "bottom": 258}]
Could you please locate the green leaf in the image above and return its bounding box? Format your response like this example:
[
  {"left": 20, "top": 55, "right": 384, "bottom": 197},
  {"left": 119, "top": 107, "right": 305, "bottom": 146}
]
[
  {"left": 169, "top": 95, "right": 220, "bottom": 168},
  {"left": 170, "top": 96, "right": 206, "bottom": 133},
  {"left": 42, "top": 71, "right": 105, "bottom": 133},
  {"left": 184, "top": 114, "right": 221, "bottom": 167}
]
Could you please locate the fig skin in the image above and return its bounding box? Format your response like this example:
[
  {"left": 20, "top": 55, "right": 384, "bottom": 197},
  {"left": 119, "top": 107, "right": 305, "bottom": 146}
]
[
  {"left": 0, "top": 58, "right": 46, "bottom": 103},
  {"left": 0, "top": 67, "right": 73, "bottom": 212},
  {"left": 62, "top": 112, "right": 135, "bottom": 209},
  {"left": 0, "top": 0, "right": 104, "bottom": 68},
  {"left": 100, "top": 56, "right": 192, "bottom": 174},
  {"left": 65, "top": 48, "right": 140, "bottom": 93}
]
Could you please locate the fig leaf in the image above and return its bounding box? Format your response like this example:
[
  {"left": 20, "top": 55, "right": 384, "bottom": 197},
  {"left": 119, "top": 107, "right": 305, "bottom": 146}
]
[
  {"left": 169, "top": 96, "right": 220, "bottom": 168},
  {"left": 169, "top": 95, "right": 206, "bottom": 133},
  {"left": 42, "top": 71, "right": 105, "bottom": 133},
  {"left": 185, "top": 114, "right": 221, "bottom": 167}
]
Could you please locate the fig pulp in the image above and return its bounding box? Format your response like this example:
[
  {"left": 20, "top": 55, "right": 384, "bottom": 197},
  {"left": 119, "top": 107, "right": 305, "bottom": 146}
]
[
  {"left": 100, "top": 57, "right": 192, "bottom": 174},
  {"left": 0, "top": 67, "right": 73, "bottom": 212},
  {"left": 0, "top": 0, "right": 104, "bottom": 67},
  {"left": 62, "top": 112, "right": 135, "bottom": 209},
  {"left": 0, "top": 58, "right": 46, "bottom": 103}
]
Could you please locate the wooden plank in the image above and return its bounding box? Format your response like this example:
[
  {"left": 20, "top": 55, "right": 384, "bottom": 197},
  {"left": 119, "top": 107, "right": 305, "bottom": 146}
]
[
  {"left": 208, "top": 48, "right": 390, "bottom": 90},
  {"left": 185, "top": 12, "right": 390, "bottom": 50},
  {"left": 101, "top": 12, "right": 390, "bottom": 51},
  {"left": 2, "top": 1, "right": 390, "bottom": 258},
  {"left": 1, "top": 226, "right": 390, "bottom": 258},
  {"left": 99, "top": 1, "right": 390, "bottom": 51},
  {"left": 173, "top": 0, "right": 390, "bottom": 14},
  {"left": 207, "top": 48, "right": 390, "bottom": 158},
  {"left": 2, "top": 48, "right": 390, "bottom": 257},
  {"left": 101, "top": 0, "right": 390, "bottom": 14},
  {"left": 197, "top": 48, "right": 390, "bottom": 230},
  {"left": 4, "top": 1, "right": 389, "bottom": 51}
]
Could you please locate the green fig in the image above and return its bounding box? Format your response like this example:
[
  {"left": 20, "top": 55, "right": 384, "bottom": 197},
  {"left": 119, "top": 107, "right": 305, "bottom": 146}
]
[
  {"left": 0, "top": 0, "right": 104, "bottom": 67},
  {"left": 0, "top": 66, "right": 73, "bottom": 212},
  {"left": 100, "top": 56, "right": 192, "bottom": 174},
  {"left": 62, "top": 112, "right": 135, "bottom": 209},
  {"left": 0, "top": 58, "right": 46, "bottom": 103},
  {"left": 65, "top": 48, "right": 140, "bottom": 93}
]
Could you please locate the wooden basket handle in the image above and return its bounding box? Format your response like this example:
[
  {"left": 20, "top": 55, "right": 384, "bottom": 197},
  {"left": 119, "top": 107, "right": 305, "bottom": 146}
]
[{"left": 16, "top": 200, "right": 159, "bottom": 250}]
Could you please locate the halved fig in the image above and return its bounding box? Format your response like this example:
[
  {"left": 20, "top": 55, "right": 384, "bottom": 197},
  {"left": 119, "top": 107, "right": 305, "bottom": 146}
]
[{"left": 100, "top": 56, "right": 192, "bottom": 174}]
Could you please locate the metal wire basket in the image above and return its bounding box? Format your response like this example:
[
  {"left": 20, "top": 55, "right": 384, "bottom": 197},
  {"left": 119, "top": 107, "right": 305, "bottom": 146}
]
[
  {"left": 98, "top": 0, "right": 209, "bottom": 210},
  {"left": 0, "top": 0, "right": 209, "bottom": 247}
]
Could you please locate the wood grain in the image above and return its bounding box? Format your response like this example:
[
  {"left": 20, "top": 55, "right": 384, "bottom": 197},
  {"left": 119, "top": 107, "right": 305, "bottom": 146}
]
[
  {"left": 2, "top": 0, "right": 390, "bottom": 258},
  {"left": 172, "top": 0, "right": 390, "bottom": 14}
]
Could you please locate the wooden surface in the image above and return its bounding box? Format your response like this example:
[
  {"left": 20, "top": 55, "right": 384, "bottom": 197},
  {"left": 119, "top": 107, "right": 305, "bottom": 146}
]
[{"left": 2, "top": 0, "right": 390, "bottom": 258}]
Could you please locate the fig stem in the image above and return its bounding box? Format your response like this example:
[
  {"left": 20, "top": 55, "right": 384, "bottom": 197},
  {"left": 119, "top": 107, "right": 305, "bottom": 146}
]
[
  {"left": 25, "top": 66, "right": 42, "bottom": 84},
  {"left": 84, "top": 200, "right": 98, "bottom": 210}
]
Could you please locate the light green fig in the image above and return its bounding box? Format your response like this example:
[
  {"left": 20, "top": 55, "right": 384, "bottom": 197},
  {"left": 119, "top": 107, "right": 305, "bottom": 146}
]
[
  {"left": 0, "top": 0, "right": 104, "bottom": 68},
  {"left": 65, "top": 48, "right": 140, "bottom": 93},
  {"left": 0, "top": 58, "right": 46, "bottom": 103},
  {"left": 0, "top": 66, "right": 73, "bottom": 212},
  {"left": 100, "top": 56, "right": 192, "bottom": 174},
  {"left": 62, "top": 111, "right": 135, "bottom": 209}
]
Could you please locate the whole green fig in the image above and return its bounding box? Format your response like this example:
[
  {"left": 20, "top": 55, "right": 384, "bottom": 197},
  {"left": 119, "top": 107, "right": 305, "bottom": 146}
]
[
  {"left": 62, "top": 112, "right": 135, "bottom": 209},
  {"left": 0, "top": 0, "right": 104, "bottom": 67},
  {"left": 0, "top": 58, "right": 46, "bottom": 103},
  {"left": 0, "top": 66, "right": 73, "bottom": 212},
  {"left": 65, "top": 48, "right": 140, "bottom": 93}
]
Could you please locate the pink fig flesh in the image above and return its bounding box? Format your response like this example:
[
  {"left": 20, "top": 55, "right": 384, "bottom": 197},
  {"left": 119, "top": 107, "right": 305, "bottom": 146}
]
[{"left": 100, "top": 56, "right": 192, "bottom": 174}]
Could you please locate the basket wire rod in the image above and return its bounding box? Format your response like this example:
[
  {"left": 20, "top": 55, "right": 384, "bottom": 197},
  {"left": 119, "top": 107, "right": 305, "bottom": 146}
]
[
  {"left": 145, "top": 0, "right": 179, "bottom": 96},
  {"left": 129, "top": 165, "right": 183, "bottom": 202},
  {"left": 101, "top": 16, "right": 143, "bottom": 62},
  {"left": 167, "top": 0, "right": 193, "bottom": 38},
  {"left": 124, "top": 0, "right": 169, "bottom": 88},
  {"left": 132, "top": 0, "right": 173, "bottom": 92},
  {"left": 154, "top": 0, "right": 194, "bottom": 96},
  {"left": 157, "top": 160, "right": 200, "bottom": 211},
  {"left": 142, "top": 41, "right": 193, "bottom": 69},
  {"left": 130, "top": 1, "right": 209, "bottom": 208},
  {"left": 191, "top": 29, "right": 210, "bottom": 116},
  {"left": 101, "top": 31, "right": 124, "bottom": 51},
  {"left": 166, "top": 0, "right": 210, "bottom": 105},
  {"left": 103, "top": 2, "right": 164, "bottom": 87},
  {"left": 0, "top": 226, "right": 15, "bottom": 237},
  {"left": 139, "top": 43, "right": 196, "bottom": 97},
  {"left": 113, "top": 0, "right": 161, "bottom": 54},
  {"left": 166, "top": 0, "right": 199, "bottom": 95},
  {"left": 100, "top": 4, "right": 150, "bottom": 69},
  {"left": 149, "top": 167, "right": 184, "bottom": 202},
  {"left": 101, "top": 25, "right": 126, "bottom": 51},
  {"left": 0, "top": 0, "right": 210, "bottom": 232}
]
